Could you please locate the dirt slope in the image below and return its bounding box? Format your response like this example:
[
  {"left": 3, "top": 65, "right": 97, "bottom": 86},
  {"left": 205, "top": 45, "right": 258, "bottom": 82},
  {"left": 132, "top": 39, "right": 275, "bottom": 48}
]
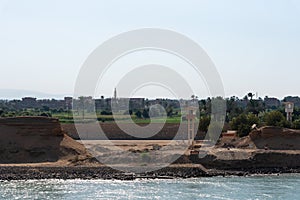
[
  {"left": 217, "top": 126, "right": 300, "bottom": 150},
  {"left": 0, "top": 117, "right": 93, "bottom": 164}
]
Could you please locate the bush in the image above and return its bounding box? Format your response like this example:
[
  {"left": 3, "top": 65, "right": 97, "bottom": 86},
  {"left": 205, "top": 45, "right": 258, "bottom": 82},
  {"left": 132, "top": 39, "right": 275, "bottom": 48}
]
[
  {"left": 142, "top": 109, "right": 149, "bottom": 118},
  {"left": 293, "top": 119, "right": 300, "bottom": 129},
  {"left": 135, "top": 110, "right": 142, "bottom": 118},
  {"left": 40, "top": 112, "right": 52, "bottom": 117},
  {"left": 100, "top": 110, "right": 112, "bottom": 115},
  {"left": 141, "top": 152, "right": 151, "bottom": 163},
  {"left": 230, "top": 113, "right": 259, "bottom": 137},
  {"left": 264, "top": 111, "right": 288, "bottom": 127},
  {"left": 199, "top": 116, "right": 211, "bottom": 132}
]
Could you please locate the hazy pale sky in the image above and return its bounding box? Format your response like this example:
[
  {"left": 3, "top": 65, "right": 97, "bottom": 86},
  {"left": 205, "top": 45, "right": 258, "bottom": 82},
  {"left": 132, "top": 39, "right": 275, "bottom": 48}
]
[{"left": 0, "top": 0, "right": 299, "bottom": 99}]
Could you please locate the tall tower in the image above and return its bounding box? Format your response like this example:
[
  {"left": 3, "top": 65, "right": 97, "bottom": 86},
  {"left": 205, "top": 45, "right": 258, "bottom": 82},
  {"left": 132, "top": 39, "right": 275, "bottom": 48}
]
[
  {"left": 186, "top": 106, "right": 197, "bottom": 146},
  {"left": 114, "top": 88, "right": 117, "bottom": 99},
  {"left": 284, "top": 102, "right": 294, "bottom": 122}
]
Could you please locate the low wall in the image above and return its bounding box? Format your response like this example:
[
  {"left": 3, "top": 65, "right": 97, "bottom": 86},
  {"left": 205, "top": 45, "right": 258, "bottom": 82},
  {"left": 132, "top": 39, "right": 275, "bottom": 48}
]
[{"left": 62, "top": 123, "right": 206, "bottom": 140}]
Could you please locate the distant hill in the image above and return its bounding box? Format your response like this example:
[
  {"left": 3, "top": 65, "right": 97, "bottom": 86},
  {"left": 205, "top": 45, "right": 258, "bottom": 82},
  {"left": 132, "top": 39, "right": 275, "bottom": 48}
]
[{"left": 0, "top": 89, "right": 69, "bottom": 100}]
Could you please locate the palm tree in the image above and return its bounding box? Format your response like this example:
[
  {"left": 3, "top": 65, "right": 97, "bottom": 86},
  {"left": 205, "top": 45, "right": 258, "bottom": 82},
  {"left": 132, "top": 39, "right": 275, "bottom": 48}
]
[{"left": 247, "top": 92, "right": 255, "bottom": 100}]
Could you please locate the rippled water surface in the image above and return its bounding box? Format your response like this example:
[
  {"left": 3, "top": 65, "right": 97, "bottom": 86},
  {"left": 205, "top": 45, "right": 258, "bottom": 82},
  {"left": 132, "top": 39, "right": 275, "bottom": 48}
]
[{"left": 0, "top": 174, "right": 299, "bottom": 200}]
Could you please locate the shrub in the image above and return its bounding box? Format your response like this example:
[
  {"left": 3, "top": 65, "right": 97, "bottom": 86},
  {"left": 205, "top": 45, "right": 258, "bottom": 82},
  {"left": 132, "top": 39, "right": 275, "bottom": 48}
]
[
  {"left": 100, "top": 110, "right": 112, "bottom": 115},
  {"left": 141, "top": 152, "right": 151, "bottom": 163},
  {"left": 293, "top": 119, "right": 300, "bottom": 129},
  {"left": 263, "top": 111, "right": 288, "bottom": 127},
  {"left": 198, "top": 116, "right": 211, "bottom": 132},
  {"left": 135, "top": 110, "right": 142, "bottom": 118},
  {"left": 230, "top": 113, "right": 259, "bottom": 137},
  {"left": 40, "top": 112, "right": 52, "bottom": 117},
  {"left": 142, "top": 109, "right": 149, "bottom": 118}
]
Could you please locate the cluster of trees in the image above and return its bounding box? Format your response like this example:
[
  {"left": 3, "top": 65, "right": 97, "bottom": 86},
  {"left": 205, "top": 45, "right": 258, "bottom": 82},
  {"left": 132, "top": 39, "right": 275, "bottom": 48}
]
[
  {"left": 194, "top": 93, "right": 300, "bottom": 137},
  {"left": 228, "top": 110, "right": 300, "bottom": 137},
  {"left": 2, "top": 94, "right": 300, "bottom": 138},
  {"left": 0, "top": 105, "right": 69, "bottom": 118},
  {"left": 133, "top": 105, "right": 175, "bottom": 119},
  {"left": 100, "top": 106, "right": 175, "bottom": 119}
]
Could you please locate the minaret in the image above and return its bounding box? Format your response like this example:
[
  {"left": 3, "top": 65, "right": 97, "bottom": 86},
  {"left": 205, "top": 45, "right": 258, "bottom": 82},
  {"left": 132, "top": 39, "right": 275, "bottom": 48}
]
[{"left": 114, "top": 88, "right": 117, "bottom": 99}]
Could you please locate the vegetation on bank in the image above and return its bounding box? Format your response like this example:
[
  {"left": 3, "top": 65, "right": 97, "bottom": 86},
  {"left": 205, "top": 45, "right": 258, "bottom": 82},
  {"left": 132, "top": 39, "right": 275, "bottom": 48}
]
[{"left": 1, "top": 93, "right": 300, "bottom": 137}]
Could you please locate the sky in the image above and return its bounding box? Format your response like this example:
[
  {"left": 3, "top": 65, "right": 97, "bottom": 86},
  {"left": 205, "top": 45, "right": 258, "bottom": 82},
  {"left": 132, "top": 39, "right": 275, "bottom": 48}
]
[{"left": 0, "top": 0, "right": 299, "bottom": 99}]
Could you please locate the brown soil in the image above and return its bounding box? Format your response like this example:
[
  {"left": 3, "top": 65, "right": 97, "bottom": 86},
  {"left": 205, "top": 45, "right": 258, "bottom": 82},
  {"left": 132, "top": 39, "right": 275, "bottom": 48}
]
[
  {"left": 217, "top": 126, "right": 300, "bottom": 150},
  {"left": 0, "top": 117, "right": 94, "bottom": 165},
  {"left": 1, "top": 119, "right": 300, "bottom": 177},
  {"left": 198, "top": 126, "right": 300, "bottom": 170}
]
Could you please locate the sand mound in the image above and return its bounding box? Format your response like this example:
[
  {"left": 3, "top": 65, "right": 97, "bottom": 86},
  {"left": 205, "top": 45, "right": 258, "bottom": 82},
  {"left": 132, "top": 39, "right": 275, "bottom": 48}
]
[
  {"left": 249, "top": 126, "right": 300, "bottom": 150},
  {"left": 218, "top": 126, "right": 300, "bottom": 150},
  {"left": 0, "top": 117, "right": 93, "bottom": 164}
]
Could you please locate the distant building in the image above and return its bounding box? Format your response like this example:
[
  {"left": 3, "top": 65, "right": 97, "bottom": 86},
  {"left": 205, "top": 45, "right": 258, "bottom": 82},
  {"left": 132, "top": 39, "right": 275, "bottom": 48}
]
[
  {"left": 37, "top": 99, "right": 65, "bottom": 110},
  {"left": 21, "top": 97, "right": 37, "bottom": 108},
  {"left": 81, "top": 96, "right": 95, "bottom": 113},
  {"left": 64, "top": 97, "right": 73, "bottom": 110},
  {"left": 284, "top": 102, "right": 294, "bottom": 122},
  {"left": 95, "top": 97, "right": 145, "bottom": 112},
  {"left": 129, "top": 98, "right": 144, "bottom": 110},
  {"left": 149, "top": 99, "right": 180, "bottom": 109},
  {"left": 95, "top": 98, "right": 106, "bottom": 111}
]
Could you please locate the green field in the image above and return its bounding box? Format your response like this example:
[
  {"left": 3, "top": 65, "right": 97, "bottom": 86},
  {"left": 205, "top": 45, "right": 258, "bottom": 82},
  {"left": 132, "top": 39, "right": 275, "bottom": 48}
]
[{"left": 52, "top": 112, "right": 183, "bottom": 124}]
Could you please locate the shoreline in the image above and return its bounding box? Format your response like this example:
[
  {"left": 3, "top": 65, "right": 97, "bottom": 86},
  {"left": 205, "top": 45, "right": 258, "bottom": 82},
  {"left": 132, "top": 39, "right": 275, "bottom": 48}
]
[
  {"left": 1, "top": 118, "right": 300, "bottom": 181},
  {"left": 1, "top": 165, "right": 300, "bottom": 181}
]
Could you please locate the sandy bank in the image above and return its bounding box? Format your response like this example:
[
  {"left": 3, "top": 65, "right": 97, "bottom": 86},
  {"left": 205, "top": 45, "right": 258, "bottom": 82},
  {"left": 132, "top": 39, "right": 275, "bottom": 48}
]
[
  {"left": 1, "top": 119, "right": 300, "bottom": 179},
  {"left": 0, "top": 117, "right": 93, "bottom": 164}
]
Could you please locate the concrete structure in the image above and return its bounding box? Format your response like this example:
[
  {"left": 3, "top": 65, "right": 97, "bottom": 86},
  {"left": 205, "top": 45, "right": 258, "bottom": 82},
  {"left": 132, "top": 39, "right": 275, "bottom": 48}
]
[
  {"left": 113, "top": 88, "right": 117, "bottom": 99},
  {"left": 283, "top": 96, "right": 300, "bottom": 108},
  {"left": 186, "top": 106, "right": 197, "bottom": 146},
  {"left": 22, "top": 97, "right": 37, "bottom": 108},
  {"left": 284, "top": 102, "right": 294, "bottom": 122},
  {"left": 222, "top": 130, "right": 237, "bottom": 138},
  {"left": 64, "top": 97, "right": 73, "bottom": 111}
]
